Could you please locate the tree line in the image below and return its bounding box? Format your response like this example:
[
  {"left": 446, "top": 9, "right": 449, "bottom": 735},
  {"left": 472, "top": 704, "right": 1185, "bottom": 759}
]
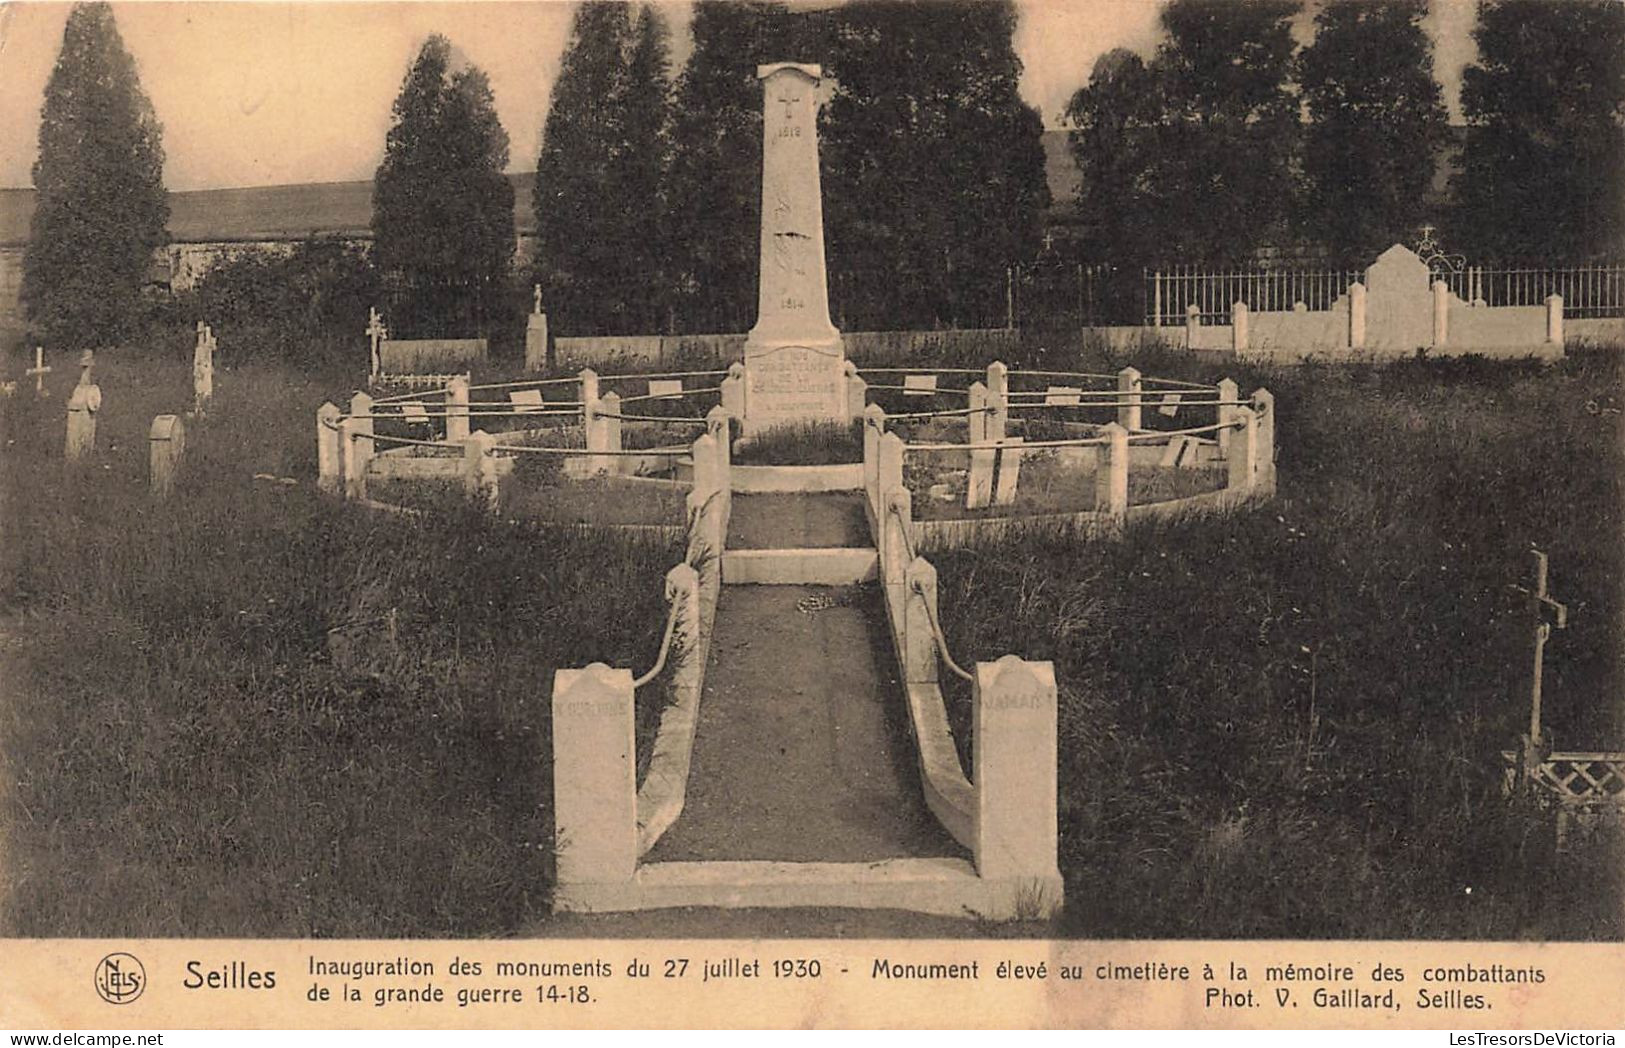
[
  {"left": 21, "top": 0, "right": 1625, "bottom": 350},
  {"left": 1068, "top": 0, "right": 1624, "bottom": 271}
]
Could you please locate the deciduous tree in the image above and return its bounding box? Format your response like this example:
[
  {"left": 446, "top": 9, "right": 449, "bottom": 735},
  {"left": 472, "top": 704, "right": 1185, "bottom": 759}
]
[{"left": 1454, "top": 0, "right": 1625, "bottom": 261}]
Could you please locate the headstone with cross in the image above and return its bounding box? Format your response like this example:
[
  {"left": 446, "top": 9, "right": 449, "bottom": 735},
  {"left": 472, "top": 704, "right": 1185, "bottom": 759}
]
[
  {"left": 26, "top": 346, "right": 52, "bottom": 397},
  {"left": 192, "top": 321, "right": 216, "bottom": 417},
  {"left": 366, "top": 307, "right": 388, "bottom": 380},
  {"left": 1509, "top": 549, "right": 1568, "bottom": 785}
]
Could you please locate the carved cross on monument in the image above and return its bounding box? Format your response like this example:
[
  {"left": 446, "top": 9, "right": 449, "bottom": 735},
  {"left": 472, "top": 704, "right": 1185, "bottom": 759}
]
[
  {"left": 25, "top": 345, "right": 51, "bottom": 397},
  {"left": 1509, "top": 549, "right": 1568, "bottom": 782},
  {"left": 366, "top": 307, "right": 388, "bottom": 379}
]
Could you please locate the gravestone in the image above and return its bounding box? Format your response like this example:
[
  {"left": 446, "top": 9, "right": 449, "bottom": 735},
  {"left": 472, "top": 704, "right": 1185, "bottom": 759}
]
[
  {"left": 525, "top": 284, "right": 550, "bottom": 371},
  {"left": 149, "top": 414, "right": 186, "bottom": 497},
  {"left": 64, "top": 351, "right": 101, "bottom": 462},
  {"left": 193, "top": 321, "right": 215, "bottom": 416},
  {"left": 742, "top": 63, "right": 846, "bottom": 434},
  {"left": 1363, "top": 244, "right": 1434, "bottom": 351}
]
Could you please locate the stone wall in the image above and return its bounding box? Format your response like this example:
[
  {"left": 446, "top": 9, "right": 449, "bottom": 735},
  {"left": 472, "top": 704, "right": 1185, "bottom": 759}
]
[{"left": 553, "top": 328, "right": 1022, "bottom": 369}]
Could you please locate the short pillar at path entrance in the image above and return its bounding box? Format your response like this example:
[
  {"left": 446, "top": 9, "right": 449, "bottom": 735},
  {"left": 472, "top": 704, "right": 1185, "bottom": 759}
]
[
  {"left": 64, "top": 351, "right": 101, "bottom": 462},
  {"left": 974, "top": 654, "right": 1063, "bottom": 916},
  {"left": 742, "top": 63, "right": 845, "bottom": 434},
  {"left": 552, "top": 663, "right": 638, "bottom": 890}
]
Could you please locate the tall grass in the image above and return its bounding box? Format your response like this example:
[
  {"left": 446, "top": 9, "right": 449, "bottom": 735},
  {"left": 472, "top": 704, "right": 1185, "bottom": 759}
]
[
  {"left": 0, "top": 350, "right": 680, "bottom": 936},
  {"left": 927, "top": 346, "right": 1623, "bottom": 940}
]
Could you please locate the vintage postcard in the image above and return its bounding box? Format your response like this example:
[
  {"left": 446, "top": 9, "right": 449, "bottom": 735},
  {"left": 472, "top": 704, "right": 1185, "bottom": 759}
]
[{"left": 0, "top": 0, "right": 1621, "bottom": 1032}]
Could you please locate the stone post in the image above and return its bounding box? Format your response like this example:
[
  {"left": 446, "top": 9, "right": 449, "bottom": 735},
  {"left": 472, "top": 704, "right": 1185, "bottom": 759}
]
[
  {"left": 525, "top": 307, "right": 550, "bottom": 371},
  {"left": 600, "top": 391, "right": 623, "bottom": 474},
  {"left": 1251, "top": 388, "right": 1276, "bottom": 495},
  {"left": 985, "top": 361, "right": 1008, "bottom": 443},
  {"left": 1546, "top": 294, "right": 1564, "bottom": 345},
  {"left": 1116, "top": 366, "right": 1142, "bottom": 431},
  {"left": 904, "top": 556, "right": 939, "bottom": 686},
  {"left": 462, "top": 430, "right": 499, "bottom": 511},
  {"left": 844, "top": 360, "right": 868, "bottom": 419},
  {"left": 1227, "top": 405, "right": 1258, "bottom": 493},
  {"left": 1232, "top": 301, "right": 1249, "bottom": 354},
  {"left": 1095, "top": 422, "right": 1128, "bottom": 520},
  {"left": 579, "top": 368, "right": 600, "bottom": 411},
  {"left": 691, "top": 431, "right": 720, "bottom": 500},
  {"left": 445, "top": 376, "right": 471, "bottom": 443},
  {"left": 1349, "top": 281, "right": 1367, "bottom": 349},
  {"left": 316, "top": 402, "right": 342, "bottom": 494},
  {"left": 349, "top": 390, "right": 375, "bottom": 459},
  {"left": 551, "top": 663, "right": 637, "bottom": 892},
  {"left": 1216, "top": 377, "right": 1238, "bottom": 457},
  {"left": 1186, "top": 302, "right": 1201, "bottom": 349},
  {"left": 148, "top": 414, "right": 185, "bottom": 498},
  {"left": 1432, "top": 279, "right": 1449, "bottom": 347},
  {"left": 862, "top": 404, "right": 886, "bottom": 522},
  {"left": 882, "top": 487, "right": 913, "bottom": 624},
  {"left": 967, "top": 382, "right": 989, "bottom": 445},
  {"left": 974, "top": 655, "right": 1063, "bottom": 916},
  {"left": 666, "top": 562, "right": 703, "bottom": 673},
  {"left": 966, "top": 442, "right": 996, "bottom": 510},
  {"left": 340, "top": 417, "right": 366, "bottom": 500},
  {"left": 721, "top": 362, "right": 746, "bottom": 420},
  {"left": 878, "top": 432, "right": 904, "bottom": 512}
]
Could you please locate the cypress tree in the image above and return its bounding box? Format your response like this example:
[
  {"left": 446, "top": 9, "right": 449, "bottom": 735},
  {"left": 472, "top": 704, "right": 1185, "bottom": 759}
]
[{"left": 23, "top": 2, "right": 169, "bottom": 350}]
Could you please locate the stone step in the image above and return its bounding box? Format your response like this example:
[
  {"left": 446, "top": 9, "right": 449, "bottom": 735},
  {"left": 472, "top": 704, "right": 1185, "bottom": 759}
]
[
  {"left": 554, "top": 857, "right": 990, "bottom": 918},
  {"left": 722, "top": 547, "right": 877, "bottom": 585}
]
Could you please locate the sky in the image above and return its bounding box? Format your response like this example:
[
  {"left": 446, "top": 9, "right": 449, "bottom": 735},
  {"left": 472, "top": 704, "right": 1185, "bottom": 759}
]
[{"left": 0, "top": 0, "right": 1480, "bottom": 192}]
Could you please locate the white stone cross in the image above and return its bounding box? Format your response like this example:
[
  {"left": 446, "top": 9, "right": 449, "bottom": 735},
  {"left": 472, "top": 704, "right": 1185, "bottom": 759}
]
[
  {"left": 25, "top": 346, "right": 51, "bottom": 396},
  {"left": 533, "top": 284, "right": 543, "bottom": 315},
  {"left": 193, "top": 321, "right": 215, "bottom": 416},
  {"left": 366, "top": 307, "right": 388, "bottom": 378}
]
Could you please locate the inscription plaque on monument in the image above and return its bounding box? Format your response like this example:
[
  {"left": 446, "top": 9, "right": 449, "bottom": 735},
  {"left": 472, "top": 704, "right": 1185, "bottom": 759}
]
[{"left": 742, "top": 62, "right": 845, "bottom": 433}]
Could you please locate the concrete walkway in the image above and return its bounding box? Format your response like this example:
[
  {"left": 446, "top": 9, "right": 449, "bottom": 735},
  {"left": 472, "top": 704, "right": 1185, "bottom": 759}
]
[{"left": 645, "top": 488, "right": 964, "bottom": 866}]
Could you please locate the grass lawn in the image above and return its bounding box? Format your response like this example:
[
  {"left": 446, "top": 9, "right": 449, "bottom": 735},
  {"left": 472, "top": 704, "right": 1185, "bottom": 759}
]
[
  {"left": 0, "top": 344, "right": 682, "bottom": 937},
  {"left": 925, "top": 347, "right": 1624, "bottom": 940}
]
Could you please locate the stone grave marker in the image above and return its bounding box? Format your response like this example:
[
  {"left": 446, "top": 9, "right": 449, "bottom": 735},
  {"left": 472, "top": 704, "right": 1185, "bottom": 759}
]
[
  {"left": 509, "top": 389, "right": 546, "bottom": 414},
  {"left": 149, "top": 414, "right": 186, "bottom": 497},
  {"left": 193, "top": 321, "right": 215, "bottom": 416},
  {"left": 966, "top": 443, "right": 996, "bottom": 510},
  {"left": 366, "top": 307, "right": 388, "bottom": 379},
  {"left": 25, "top": 346, "right": 51, "bottom": 397},
  {"left": 1159, "top": 392, "right": 1182, "bottom": 417},
  {"left": 64, "top": 351, "right": 101, "bottom": 462},
  {"left": 648, "top": 379, "right": 684, "bottom": 400},
  {"left": 742, "top": 63, "right": 846, "bottom": 433},
  {"left": 993, "top": 437, "right": 1024, "bottom": 506},
  {"left": 399, "top": 401, "right": 431, "bottom": 426},
  {"left": 1045, "top": 385, "right": 1082, "bottom": 406},
  {"left": 903, "top": 374, "right": 938, "bottom": 397}
]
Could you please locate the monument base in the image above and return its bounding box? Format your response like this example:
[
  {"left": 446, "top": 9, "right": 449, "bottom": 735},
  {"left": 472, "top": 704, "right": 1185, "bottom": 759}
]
[{"left": 741, "top": 333, "right": 847, "bottom": 436}]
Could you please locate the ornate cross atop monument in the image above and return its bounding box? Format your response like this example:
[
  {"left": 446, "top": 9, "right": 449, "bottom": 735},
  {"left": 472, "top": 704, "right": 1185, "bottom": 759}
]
[{"left": 742, "top": 62, "right": 845, "bottom": 435}]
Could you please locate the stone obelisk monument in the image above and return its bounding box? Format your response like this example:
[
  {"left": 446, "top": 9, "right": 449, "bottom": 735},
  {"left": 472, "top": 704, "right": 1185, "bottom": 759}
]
[{"left": 742, "top": 62, "right": 845, "bottom": 434}]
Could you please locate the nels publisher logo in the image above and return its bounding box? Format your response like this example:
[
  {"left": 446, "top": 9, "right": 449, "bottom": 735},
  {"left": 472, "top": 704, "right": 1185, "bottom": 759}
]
[{"left": 94, "top": 952, "right": 146, "bottom": 1005}]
